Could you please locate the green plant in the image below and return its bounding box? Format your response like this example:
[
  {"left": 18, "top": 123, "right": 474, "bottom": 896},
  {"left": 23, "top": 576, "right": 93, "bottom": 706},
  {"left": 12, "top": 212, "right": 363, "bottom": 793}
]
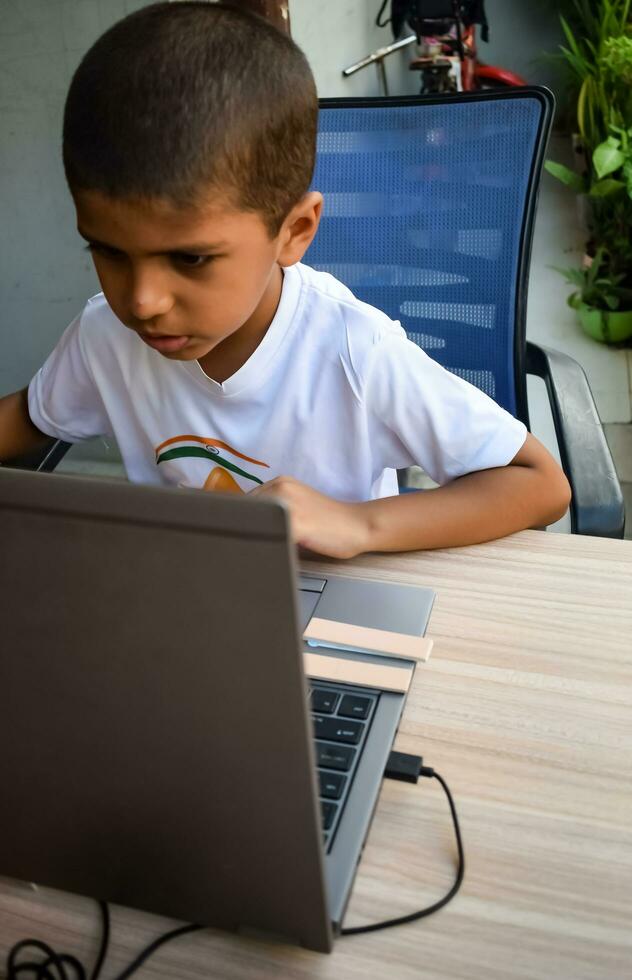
[
  {"left": 544, "top": 1, "right": 632, "bottom": 327},
  {"left": 546, "top": 125, "right": 632, "bottom": 313},
  {"left": 555, "top": 247, "right": 632, "bottom": 311},
  {"left": 545, "top": 123, "right": 632, "bottom": 197},
  {"left": 550, "top": 0, "right": 631, "bottom": 148}
]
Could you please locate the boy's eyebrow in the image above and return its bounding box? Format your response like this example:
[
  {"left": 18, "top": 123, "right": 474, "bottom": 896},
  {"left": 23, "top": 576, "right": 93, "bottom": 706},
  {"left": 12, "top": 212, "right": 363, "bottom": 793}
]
[{"left": 77, "top": 228, "right": 229, "bottom": 253}]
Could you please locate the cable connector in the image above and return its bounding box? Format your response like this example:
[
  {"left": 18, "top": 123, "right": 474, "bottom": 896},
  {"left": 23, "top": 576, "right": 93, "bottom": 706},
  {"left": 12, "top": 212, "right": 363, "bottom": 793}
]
[{"left": 384, "top": 751, "right": 436, "bottom": 783}]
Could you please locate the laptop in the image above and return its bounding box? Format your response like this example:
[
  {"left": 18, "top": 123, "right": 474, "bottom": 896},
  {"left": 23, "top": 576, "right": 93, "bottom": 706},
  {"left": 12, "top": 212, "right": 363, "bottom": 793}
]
[{"left": 0, "top": 467, "right": 434, "bottom": 952}]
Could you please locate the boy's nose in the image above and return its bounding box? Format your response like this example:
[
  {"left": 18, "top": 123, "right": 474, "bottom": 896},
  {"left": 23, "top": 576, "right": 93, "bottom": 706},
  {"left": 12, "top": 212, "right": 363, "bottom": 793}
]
[
  {"left": 130, "top": 295, "right": 172, "bottom": 320},
  {"left": 128, "top": 269, "right": 173, "bottom": 320}
]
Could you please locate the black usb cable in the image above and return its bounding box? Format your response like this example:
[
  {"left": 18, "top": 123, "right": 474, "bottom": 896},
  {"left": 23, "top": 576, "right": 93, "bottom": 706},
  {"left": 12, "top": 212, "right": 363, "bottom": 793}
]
[
  {"left": 5, "top": 907, "right": 201, "bottom": 980},
  {"left": 342, "top": 752, "right": 465, "bottom": 936},
  {"left": 5, "top": 753, "right": 463, "bottom": 974}
]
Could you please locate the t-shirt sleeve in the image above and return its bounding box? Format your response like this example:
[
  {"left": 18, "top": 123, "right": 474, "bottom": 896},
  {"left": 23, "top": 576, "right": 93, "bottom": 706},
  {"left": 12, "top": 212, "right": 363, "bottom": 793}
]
[
  {"left": 28, "top": 311, "right": 112, "bottom": 442},
  {"left": 362, "top": 329, "right": 527, "bottom": 485}
]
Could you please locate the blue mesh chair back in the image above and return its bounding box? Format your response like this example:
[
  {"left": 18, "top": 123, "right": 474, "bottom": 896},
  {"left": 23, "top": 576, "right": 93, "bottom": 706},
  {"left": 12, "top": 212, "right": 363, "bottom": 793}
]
[{"left": 306, "top": 90, "right": 553, "bottom": 423}]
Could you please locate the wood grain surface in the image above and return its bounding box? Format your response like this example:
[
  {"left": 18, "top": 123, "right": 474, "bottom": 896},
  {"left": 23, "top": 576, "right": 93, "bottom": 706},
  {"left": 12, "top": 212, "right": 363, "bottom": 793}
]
[{"left": 1, "top": 529, "right": 631, "bottom": 980}]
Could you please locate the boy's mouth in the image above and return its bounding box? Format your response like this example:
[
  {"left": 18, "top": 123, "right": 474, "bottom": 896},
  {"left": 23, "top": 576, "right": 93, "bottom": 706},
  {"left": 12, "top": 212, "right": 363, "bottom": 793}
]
[{"left": 139, "top": 333, "right": 191, "bottom": 354}]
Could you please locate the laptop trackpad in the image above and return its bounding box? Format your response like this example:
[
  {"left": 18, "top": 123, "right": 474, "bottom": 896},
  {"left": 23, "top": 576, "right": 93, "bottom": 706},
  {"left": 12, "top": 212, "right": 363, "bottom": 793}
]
[{"left": 298, "top": 575, "right": 435, "bottom": 636}]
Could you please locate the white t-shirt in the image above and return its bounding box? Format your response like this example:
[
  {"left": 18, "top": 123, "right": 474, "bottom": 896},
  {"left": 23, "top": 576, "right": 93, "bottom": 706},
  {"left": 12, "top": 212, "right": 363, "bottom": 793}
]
[{"left": 28, "top": 262, "right": 526, "bottom": 499}]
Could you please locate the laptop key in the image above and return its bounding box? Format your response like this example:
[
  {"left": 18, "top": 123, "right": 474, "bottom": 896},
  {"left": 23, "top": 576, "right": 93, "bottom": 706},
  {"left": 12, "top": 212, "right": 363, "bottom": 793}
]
[
  {"left": 321, "top": 801, "right": 337, "bottom": 831},
  {"left": 318, "top": 770, "right": 346, "bottom": 800},
  {"left": 315, "top": 741, "right": 355, "bottom": 772},
  {"left": 338, "top": 694, "right": 372, "bottom": 720},
  {"left": 313, "top": 715, "right": 363, "bottom": 744},
  {"left": 311, "top": 689, "right": 339, "bottom": 714}
]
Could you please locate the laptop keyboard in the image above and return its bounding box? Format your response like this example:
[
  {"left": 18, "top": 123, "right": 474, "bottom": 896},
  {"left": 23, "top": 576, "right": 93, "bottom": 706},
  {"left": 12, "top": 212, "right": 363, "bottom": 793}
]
[{"left": 309, "top": 682, "right": 378, "bottom": 851}]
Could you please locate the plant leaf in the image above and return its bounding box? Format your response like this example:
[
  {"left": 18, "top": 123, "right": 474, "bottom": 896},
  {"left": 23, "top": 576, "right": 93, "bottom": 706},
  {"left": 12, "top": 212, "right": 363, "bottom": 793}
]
[
  {"left": 544, "top": 160, "right": 586, "bottom": 192},
  {"left": 551, "top": 265, "right": 585, "bottom": 287},
  {"left": 560, "top": 16, "right": 583, "bottom": 61},
  {"left": 589, "top": 178, "right": 625, "bottom": 197},
  {"left": 592, "top": 138, "right": 624, "bottom": 179}
]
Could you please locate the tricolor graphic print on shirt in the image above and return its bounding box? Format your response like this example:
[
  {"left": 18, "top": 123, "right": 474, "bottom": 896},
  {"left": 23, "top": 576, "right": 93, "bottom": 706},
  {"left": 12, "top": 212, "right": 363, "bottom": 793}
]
[{"left": 155, "top": 436, "right": 269, "bottom": 493}]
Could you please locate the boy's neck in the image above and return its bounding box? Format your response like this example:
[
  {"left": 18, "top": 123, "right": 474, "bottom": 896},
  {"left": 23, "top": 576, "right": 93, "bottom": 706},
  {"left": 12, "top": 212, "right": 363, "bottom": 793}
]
[{"left": 197, "top": 265, "right": 284, "bottom": 384}]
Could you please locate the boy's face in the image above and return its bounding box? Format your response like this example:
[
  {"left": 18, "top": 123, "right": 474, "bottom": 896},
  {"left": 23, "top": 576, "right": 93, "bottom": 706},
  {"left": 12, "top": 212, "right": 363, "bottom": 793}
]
[{"left": 74, "top": 188, "right": 319, "bottom": 366}]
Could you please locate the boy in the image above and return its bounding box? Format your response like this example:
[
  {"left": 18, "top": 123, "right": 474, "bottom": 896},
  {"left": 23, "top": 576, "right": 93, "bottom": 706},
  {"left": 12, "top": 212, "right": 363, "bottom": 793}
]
[{"left": 0, "top": 1, "right": 570, "bottom": 559}]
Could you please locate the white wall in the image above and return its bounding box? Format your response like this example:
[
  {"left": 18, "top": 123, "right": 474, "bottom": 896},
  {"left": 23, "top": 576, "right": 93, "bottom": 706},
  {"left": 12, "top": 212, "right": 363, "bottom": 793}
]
[{"left": 0, "top": 0, "right": 147, "bottom": 394}]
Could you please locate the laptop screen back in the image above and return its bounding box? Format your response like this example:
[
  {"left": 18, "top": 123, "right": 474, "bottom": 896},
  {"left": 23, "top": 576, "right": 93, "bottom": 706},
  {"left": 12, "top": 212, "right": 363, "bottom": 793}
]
[{"left": 0, "top": 469, "right": 333, "bottom": 951}]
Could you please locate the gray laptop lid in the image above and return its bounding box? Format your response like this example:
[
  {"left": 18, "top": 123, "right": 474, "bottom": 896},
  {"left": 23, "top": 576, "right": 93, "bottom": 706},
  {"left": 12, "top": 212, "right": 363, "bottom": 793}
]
[{"left": 0, "top": 468, "right": 333, "bottom": 952}]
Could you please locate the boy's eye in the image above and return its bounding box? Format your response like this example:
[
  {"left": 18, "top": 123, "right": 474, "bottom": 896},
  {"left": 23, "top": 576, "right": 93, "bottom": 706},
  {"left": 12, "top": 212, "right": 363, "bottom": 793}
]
[
  {"left": 172, "top": 253, "right": 213, "bottom": 269},
  {"left": 84, "top": 243, "right": 214, "bottom": 269}
]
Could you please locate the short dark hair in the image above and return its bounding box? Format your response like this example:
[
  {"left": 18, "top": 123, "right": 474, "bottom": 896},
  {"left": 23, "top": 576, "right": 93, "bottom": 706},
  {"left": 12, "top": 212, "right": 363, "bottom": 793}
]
[{"left": 63, "top": 2, "right": 318, "bottom": 234}]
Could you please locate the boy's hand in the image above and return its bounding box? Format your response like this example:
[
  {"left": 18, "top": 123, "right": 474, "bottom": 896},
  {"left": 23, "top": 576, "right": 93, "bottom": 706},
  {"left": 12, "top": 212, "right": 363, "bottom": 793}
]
[{"left": 249, "top": 477, "right": 370, "bottom": 559}]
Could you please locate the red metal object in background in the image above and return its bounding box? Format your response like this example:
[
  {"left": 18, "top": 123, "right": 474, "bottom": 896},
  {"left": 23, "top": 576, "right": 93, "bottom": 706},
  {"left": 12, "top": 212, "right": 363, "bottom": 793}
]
[
  {"left": 410, "top": 21, "right": 526, "bottom": 92},
  {"left": 461, "top": 24, "right": 527, "bottom": 90},
  {"left": 349, "top": 3, "right": 528, "bottom": 97},
  {"left": 474, "top": 63, "right": 527, "bottom": 89}
]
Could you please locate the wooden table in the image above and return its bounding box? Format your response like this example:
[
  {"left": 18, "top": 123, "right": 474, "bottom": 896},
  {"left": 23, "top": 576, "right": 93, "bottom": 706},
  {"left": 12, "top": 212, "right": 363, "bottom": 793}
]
[{"left": 1, "top": 530, "right": 631, "bottom": 979}]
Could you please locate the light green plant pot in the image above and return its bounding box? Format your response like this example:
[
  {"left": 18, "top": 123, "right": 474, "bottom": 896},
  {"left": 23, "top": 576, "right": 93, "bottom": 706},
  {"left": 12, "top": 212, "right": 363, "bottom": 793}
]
[{"left": 576, "top": 303, "right": 632, "bottom": 344}]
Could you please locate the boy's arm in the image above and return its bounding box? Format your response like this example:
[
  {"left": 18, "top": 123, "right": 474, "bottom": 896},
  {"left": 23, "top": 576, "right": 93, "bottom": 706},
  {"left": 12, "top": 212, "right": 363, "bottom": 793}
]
[
  {"left": 0, "top": 389, "right": 52, "bottom": 462},
  {"left": 250, "top": 433, "right": 572, "bottom": 558}
]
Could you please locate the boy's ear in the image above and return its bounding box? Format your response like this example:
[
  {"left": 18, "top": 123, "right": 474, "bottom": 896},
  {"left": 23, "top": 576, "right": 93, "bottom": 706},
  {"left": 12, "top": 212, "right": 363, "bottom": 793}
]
[{"left": 277, "top": 192, "right": 323, "bottom": 266}]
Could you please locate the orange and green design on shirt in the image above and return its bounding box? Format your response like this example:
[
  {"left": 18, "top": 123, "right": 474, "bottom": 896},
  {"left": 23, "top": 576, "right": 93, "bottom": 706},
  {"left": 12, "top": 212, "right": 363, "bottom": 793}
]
[{"left": 154, "top": 435, "right": 269, "bottom": 493}]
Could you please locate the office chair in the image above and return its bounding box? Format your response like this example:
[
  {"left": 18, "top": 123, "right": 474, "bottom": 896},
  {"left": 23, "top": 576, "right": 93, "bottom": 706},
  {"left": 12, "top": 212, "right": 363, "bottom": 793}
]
[{"left": 305, "top": 89, "right": 624, "bottom": 538}]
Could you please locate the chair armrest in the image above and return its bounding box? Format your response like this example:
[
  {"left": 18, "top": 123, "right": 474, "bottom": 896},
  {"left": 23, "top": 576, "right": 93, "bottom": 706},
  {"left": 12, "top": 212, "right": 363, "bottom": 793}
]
[
  {"left": 3, "top": 439, "right": 71, "bottom": 473},
  {"left": 526, "top": 341, "right": 625, "bottom": 538}
]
